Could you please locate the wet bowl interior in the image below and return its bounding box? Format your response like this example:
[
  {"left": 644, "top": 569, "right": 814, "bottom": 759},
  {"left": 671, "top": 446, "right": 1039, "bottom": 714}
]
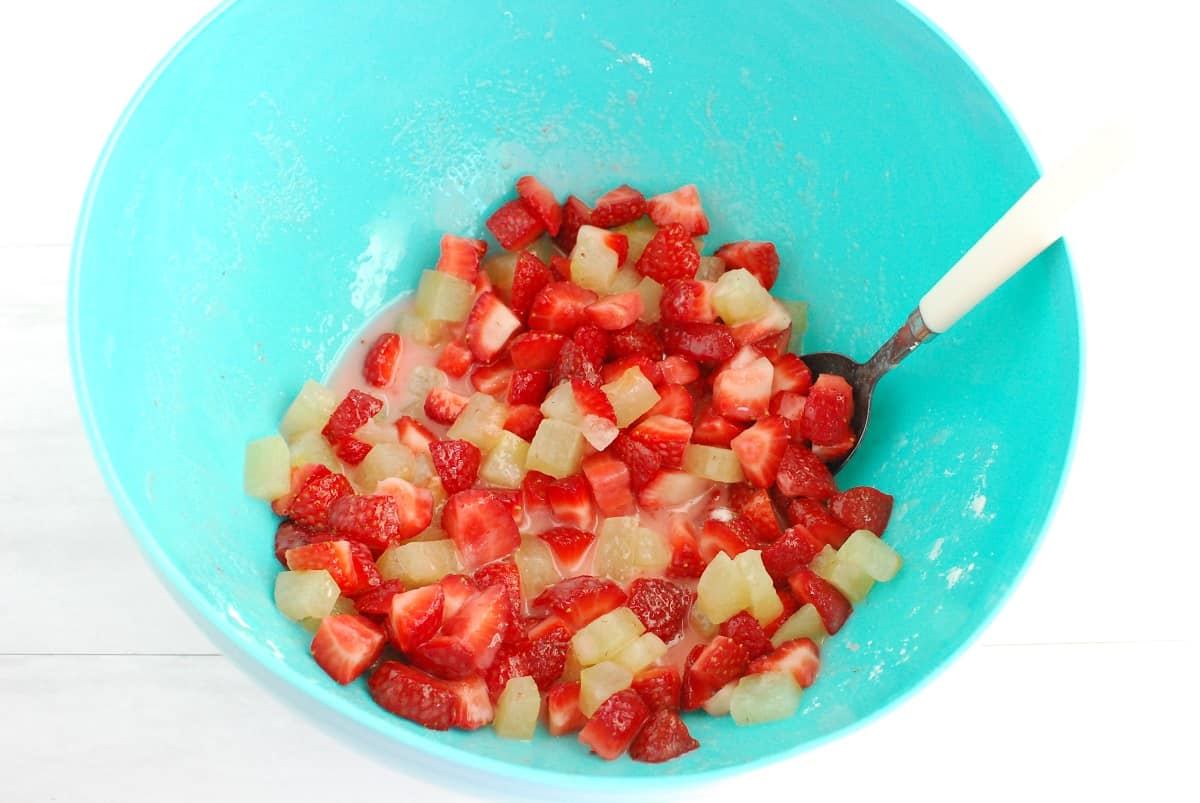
[{"left": 69, "top": 0, "right": 1080, "bottom": 793}]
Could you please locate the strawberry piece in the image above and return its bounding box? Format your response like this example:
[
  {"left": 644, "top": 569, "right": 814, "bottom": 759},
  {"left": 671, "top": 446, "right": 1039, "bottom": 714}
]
[
  {"left": 486, "top": 198, "right": 545, "bottom": 251},
  {"left": 285, "top": 540, "right": 368, "bottom": 594},
  {"left": 581, "top": 451, "right": 635, "bottom": 516},
  {"left": 646, "top": 184, "right": 709, "bottom": 236},
  {"left": 660, "top": 278, "right": 717, "bottom": 324},
  {"left": 335, "top": 437, "right": 373, "bottom": 466},
  {"left": 730, "top": 415, "right": 790, "bottom": 488},
  {"left": 484, "top": 639, "right": 531, "bottom": 701},
  {"left": 730, "top": 298, "right": 793, "bottom": 346},
  {"left": 698, "top": 516, "right": 754, "bottom": 562},
  {"left": 714, "top": 240, "right": 780, "bottom": 290},
  {"left": 691, "top": 402, "right": 746, "bottom": 448},
  {"left": 626, "top": 578, "right": 694, "bottom": 643},
  {"left": 635, "top": 223, "right": 700, "bottom": 283},
  {"left": 572, "top": 324, "right": 610, "bottom": 366},
  {"left": 546, "top": 475, "right": 596, "bottom": 530},
  {"left": 608, "top": 321, "right": 663, "bottom": 361},
  {"left": 555, "top": 341, "right": 600, "bottom": 386},
  {"left": 528, "top": 281, "right": 598, "bottom": 334},
  {"left": 445, "top": 675, "right": 494, "bottom": 730},
  {"left": 395, "top": 416, "right": 436, "bottom": 454},
  {"left": 532, "top": 575, "right": 628, "bottom": 631},
  {"left": 272, "top": 464, "right": 332, "bottom": 517},
  {"left": 311, "top": 615, "right": 386, "bottom": 685},
  {"left": 347, "top": 540, "right": 383, "bottom": 590},
  {"left": 438, "top": 574, "right": 477, "bottom": 620},
  {"left": 608, "top": 433, "right": 663, "bottom": 491},
  {"left": 465, "top": 292, "right": 522, "bottom": 364},
  {"left": 375, "top": 477, "right": 435, "bottom": 540},
  {"left": 579, "top": 688, "right": 650, "bottom": 760},
  {"left": 771, "top": 353, "right": 813, "bottom": 395},
  {"left": 713, "top": 345, "right": 774, "bottom": 421},
  {"left": 386, "top": 583, "right": 445, "bottom": 653},
  {"left": 435, "top": 233, "right": 487, "bottom": 282},
  {"left": 521, "top": 469, "right": 555, "bottom": 514},
  {"left": 590, "top": 184, "right": 647, "bottom": 229},
  {"left": 748, "top": 638, "right": 821, "bottom": 688},
  {"left": 799, "top": 373, "right": 855, "bottom": 446},
  {"left": 424, "top": 386, "right": 469, "bottom": 425},
  {"left": 788, "top": 567, "right": 852, "bottom": 634},
  {"left": 491, "top": 489, "right": 524, "bottom": 524},
  {"left": 632, "top": 666, "right": 682, "bottom": 711},
  {"left": 628, "top": 414, "right": 693, "bottom": 468},
  {"left": 516, "top": 175, "right": 562, "bottom": 236},
  {"left": 288, "top": 472, "right": 354, "bottom": 529},
  {"left": 754, "top": 325, "right": 793, "bottom": 363},
  {"left": 644, "top": 383, "right": 693, "bottom": 422},
  {"left": 538, "top": 526, "right": 596, "bottom": 569},
  {"left": 785, "top": 497, "right": 853, "bottom": 548},
  {"left": 509, "top": 331, "right": 567, "bottom": 370},
  {"left": 547, "top": 681, "right": 588, "bottom": 736},
  {"left": 349, "top": 579, "right": 405, "bottom": 617},
  {"left": 659, "top": 321, "right": 737, "bottom": 364},
  {"left": 327, "top": 493, "right": 401, "bottom": 555},
  {"left": 441, "top": 490, "right": 522, "bottom": 570},
  {"left": 638, "top": 470, "right": 713, "bottom": 511},
  {"left": 473, "top": 560, "right": 523, "bottom": 623},
  {"left": 368, "top": 661, "right": 457, "bottom": 730},
  {"left": 629, "top": 708, "right": 700, "bottom": 764},
  {"left": 681, "top": 636, "right": 749, "bottom": 710},
  {"left": 429, "top": 439, "right": 482, "bottom": 495},
  {"left": 554, "top": 195, "right": 592, "bottom": 253},
  {"left": 761, "top": 523, "right": 826, "bottom": 582},
  {"left": 585, "top": 291, "right": 643, "bottom": 330},
  {"left": 729, "top": 485, "right": 785, "bottom": 544},
  {"left": 665, "top": 514, "right": 704, "bottom": 578},
  {"left": 362, "top": 333, "right": 403, "bottom": 388},
  {"left": 575, "top": 378, "right": 622, "bottom": 444},
  {"left": 775, "top": 444, "right": 837, "bottom": 500},
  {"left": 719, "top": 611, "right": 774, "bottom": 660},
  {"left": 507, "top": 368, "right": 552, "bottom": 406},
  {"left": 509, "top": 251, "right": 554, "bottom": 322},
  {"left": 503, "top": 403, "right": 543, "bottom": 441},
  {"left": 658, "top": 355, "right": 700, "bottom": 385},
  {"left": 812, "top": 437, "right": 856, "bottom": 463},
  {"left": 322, "top": 389, "right": 384, "bottom": 444},
  {"left": 525, "top": 619, "right": 572, "bottom": 690},
  {"left": 770, "top": 390, "right": 807, "bottom": 426},
  {"left": 436, "top": 338, "right": 473, "bottom": 378},
  {"left": 470, "top": 359, "right": 514, "bottom": 396},
  {"left": 829, "top": 486, "right": 894, "bottom": 536},
  {"left": 410, "top": 585, "right": 511, "bottom": 679},
  {"left": 273, "top": 521, "right": 336, "bottom": 565},
  {"left": 600, "top": 354, "right": 662, "bottom": 387}
]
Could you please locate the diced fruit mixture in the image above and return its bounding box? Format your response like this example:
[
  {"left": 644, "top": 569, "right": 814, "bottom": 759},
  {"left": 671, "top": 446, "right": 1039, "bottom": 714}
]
[{"left": 245, "top": 176, "right": 904, "bottom": 763}]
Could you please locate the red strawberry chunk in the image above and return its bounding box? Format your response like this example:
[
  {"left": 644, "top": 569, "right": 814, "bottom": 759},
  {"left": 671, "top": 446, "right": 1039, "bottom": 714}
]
[
  {"left": 362, "top": 333, "right": 404, "bottom": 388},
  {"left": 508, "top": 368, "right": 552, "bottom": 406},
  {"left": 436, "top": 338, "right": 473, "bottom": 378},
  {"left": 788, "top": 567, "right": 852, "bottom": 634},
  {"left": 288, "top": 472, "right": 354, "bottom": 529},
  {"left": 311, "top": 615, "right": 386, "bottom": 685},
  {"left": 681, "top": 635, "right": 749, "bottom": 710},
  {"left": 375, "top": 477, "right": 435, "bottom": 539},
  {"left": 579, "top": 688, "right": 651, "bottom": 760},
  {"left": 772, "top": 353, "right": 813, "bottom": 395},
  {"left": 286, "top": 540, "right": 368, "bottom": 594},
  {"left": 608, "top": 321, "right": 663, "bottom": 361},
  {"left": 555, "top": 340, "right": 600, "bottom": 386},
  {"left": 347, "top": 540, "right": 383, "bottom": 589},
  {"left": 812, "top": 437, "right": 856, "bottom": 463},
  {"left": 491, "top": 489, "right": 524, "bottom": 524},
  {"left": 441, "top": 490, "right": 522, "bottom": 570},
  {"left": 435, "top": 233, "right": 487, "bottom": 282},
  {"left": 770, "top": 390, "right": 807, "bottom": 426},
  {"left": 429, "top": 439, "right": 481, "bottom": 495},
  {"left": 546, "top": 681, "right": 587, "bottom": 736},
  {"left": 630, "top": 708, "right": 700, "bottom": 764},
  {"left": 503, "top": 403, "right": 543, "bottom": 441},
  {"left": 484, "top": 639, "right": 531, "bottom": 701},
  {"left": 509, "top": 331, "right": 567, "bottom": 370},
  {"left": 698, "top": 516, "right": 754, "bottom": 562},
  {"left": 516, "top": 175, "right": 562, "bottom": 236},
  {"left": 528, "top": 281, "right": 598, "bottom": 334},
  {"left": 644, "top": 383, "right": 693, "bottom": 422},
  {"left": 636, "top": 223, "right": 700, "bottom": 283},
  {"left": 632, "top": 666, "right": 682, "bottom": 711},
  {"left": 665, "top": 514, "right": 704, "bottom": 579},
  {"left": 387, "top": 583, "right": 445, "bottom": 653},
  {"left": 368, "top": 661, "right": 457, "bottom": 730},
  {"left": 554, "top": 195, "right": 592, "bottom": 253},
  {"left": 659, "top": 322, "right": 737, "bottom": 364},
  {"left": 273, "top": 521, "right": 335, "bottom": 565},
  {"left": 272, "top": 463, "right": 331, "bottom": 517},
  {"left": 714, "top": 240, "right": 780, "bottom": 290},
  {"left": 349, "top": 579, "right": 405, "bottom": 617},
  {"left": 322, "top": 389, "right": 384, "bottom": 444},
  {"left": 729, "top": 485, "right": 785, "bottom": 544},
  {"left": 538, "top": 526, "right": 596, "bottom": 569},
  {"left": 327, "top": 493, "right": 401, "bottom": 555},
  {"left": 525, "top": 619, "right": 572, "bottom": 690},
  {"left": 532, "top": 576, "right": 627, "bottom": 631},
  {"left": 600, "top": 355, "right": 662, "bottom": 388},
  {"left": 486, "top": 198, "right": 545, "bottom": 251},
  {"left": 658, "top": 355, "right": 700, "bottom": 385},
  {"left": 608, "top": 433, "right": 663, "bottom": 491},
  {"left": 424, "top": 386, "right": 469, "bottom": 425},
  {"left": 786, "top": 497, "right": 853, "bottom": 548},
  {"left": 469, "top": 358, "right": 514, "bottom": 396},
  {"left": 829, "top": 486, "right": 895, "bottom": 536},
  {"left": 628, "top": 414, "right": 693, "bottom": 468},
  {"left": 730, "top": 298, "right": 792, "bottom": 346},
  {"left": 719, "top": 611, "right": 774, "bottom": 660},
  {"left": 691, "top": 402, "right": 746, "bottom": 448},
  {"left": 638, "top": 470, "right": 714, "bottom": 511},
  {"left": 465, "top": 292, "right": 521, "bottom": 364},
  {"left": 761, "top": 523, "right": 826, "bottom": 582},
  {"left": 800, "top": 373, "right": 855, "bottom": 446},
  {"left": 775, "top": 444, "right": 837, "bottom": 500},
  {"left": 754, "top": 325, "right": 794, "bottom": 363},
  {"left": 730, "top": 415, "right": 790, "bottom": 488},
  {"left": 410, "top": 585, "right": 511, "bottom": 680},
  {"left": 581, "top": 451, "right": 636, "bottom": 517},
  {"left": 335, "top": 437, "right": 373, "bottom": 466},
  {"left": 509, "top": 251, "right": 554, "bottom": 322},
  {"left": 473, "top": 560, "right": 523, "bottom": 623},
  {"left": 646, "top": 184, "right": 709, "bottom": 236},
  {"left": 713, "top": 346, "right": 774, "bottom": 421},
  {"left": 521, "top": 469, "right": 555, "bottom": 515},
  {"left": 438, "top": 574, "right": 477, "bottom": 620},
  {"left": 572, "top": 324, "right": 610, "bottom": 367},
  {"left": 395, "top": 416, "right": 436, "bottom": 454},
  {"left": 585, "top": 291, "right": 643, "bottom": 331},
  {"left": 547, "top": 475, "right": 597, "bottom": 530},
  {"left": 748, "top": 638, "right": 821, "bottom": 688},
  {"left": 626, "top": 577, "right": 694, "bottom": 643},
  {"left": 660, "top": 278, "right": 717, "bottom": 324},
  {"left": 445, "top": 675, "right": 495, "bottom": 730},
  {"left": 590, "top": 184, "right": 647, "bottom": 229}
]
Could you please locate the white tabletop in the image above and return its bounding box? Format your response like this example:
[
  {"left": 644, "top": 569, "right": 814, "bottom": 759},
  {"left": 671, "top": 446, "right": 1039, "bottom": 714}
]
[{"left": 2, "top": 2, "right": 1195, "bottom": 800}]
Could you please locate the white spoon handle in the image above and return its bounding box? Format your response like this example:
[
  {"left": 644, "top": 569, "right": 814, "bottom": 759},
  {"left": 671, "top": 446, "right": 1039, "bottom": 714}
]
[{"left": 918, "top": 124, "right": 1132, "bottom": 333}]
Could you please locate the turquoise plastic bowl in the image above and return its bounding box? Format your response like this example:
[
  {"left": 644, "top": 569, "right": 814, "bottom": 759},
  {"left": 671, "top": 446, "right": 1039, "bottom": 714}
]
[{"left": 69, "top": 0, "right": 1081, "bottom": 793}]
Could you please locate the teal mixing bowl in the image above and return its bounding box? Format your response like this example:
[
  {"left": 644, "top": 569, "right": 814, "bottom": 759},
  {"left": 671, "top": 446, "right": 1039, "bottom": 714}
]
[{"left": 69, "top": 0, "right": 1081, "bottom": 793}]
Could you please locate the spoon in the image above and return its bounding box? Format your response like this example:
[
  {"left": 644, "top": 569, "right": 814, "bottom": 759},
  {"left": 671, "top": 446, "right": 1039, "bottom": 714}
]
[{"left": 801, "top": 125, "right": 1131, "bottom": 473}]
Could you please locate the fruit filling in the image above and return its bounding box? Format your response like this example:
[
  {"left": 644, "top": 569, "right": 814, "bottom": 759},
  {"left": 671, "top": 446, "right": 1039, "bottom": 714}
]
[{"left": 245, "top": 176, "right": 903, "bottom": 763}]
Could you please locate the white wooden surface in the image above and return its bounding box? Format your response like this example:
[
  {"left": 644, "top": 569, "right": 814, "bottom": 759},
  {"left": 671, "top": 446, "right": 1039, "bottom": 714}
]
[{"left": 1, "top": 2, "right": 1195, "bottom": 800}]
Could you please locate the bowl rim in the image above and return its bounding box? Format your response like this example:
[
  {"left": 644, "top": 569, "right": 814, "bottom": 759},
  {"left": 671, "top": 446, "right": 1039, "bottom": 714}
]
[{"left": 67, "top": 0, "right": 1085, "bottom": 791}]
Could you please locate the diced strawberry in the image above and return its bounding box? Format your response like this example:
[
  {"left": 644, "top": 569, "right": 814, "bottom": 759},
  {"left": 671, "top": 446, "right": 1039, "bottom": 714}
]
[
  {"left": 829, "top": 486, "right": 894, "bottom": 536},
  {"left": 658, "top": 355, "right": 700, "bottom": 385},
  {"left": 600, "top": 355, "right": 662, "bottom": 388},
  {"left": 521, "top": 469, "right": 555, "bottom": 515},
  {"left": 572, "top": 324, "right": 610, "bottom": 367},
  {"left": 585, "top": 291, "right": 643, "bottom": 330},
  {"left": 525, "top": 619, "right": 572, "bottom": 690},
  {"left": 491, "top": 489, "right": 524, "bottom": 524},
  {"left": 730, "top": 415, "right": 790, "bottom": 488},
  {"left": 428, "top": 439, "right": 481, "bottom": 495},
  {"left": 368, "top": 661, "right": 457, "bottom": 730},
  {"left": 546, "top": 474, "right": 596, "bottom": 530},
  {"left": 772, "top": 353, "right": 813, "bottom": 395},
  {"left": 628, "top": 414, "right": 693, "bottom": 468},
  {"left": 443, "top": 674, "right": 494, "bottom": 730},
  {"left": 327, "top": 493, "right": 401, "bottom": 555},
  {"left": 608, "top": 321, "right": 663, "bottom": 361},
  {"left": 475, "top": 269, "right": 494, "bottom": 295},
  {"left": 273, "top": 521, "right": 335, "bottom": 565},
  {"left": 681, "top": 636, "right": 749, "bottom": 710},
  {"left": 730, "top": 297, "right": 793, "bottom": 346},
  {"left": 347, "top": 539, "right": 383, "bottom": 590},
  {"left": 714, "top": 240, "right": 780, "bottom": 290},
  {"left": 288, "top": 472, "right": 354, "bottom": 529},
  {"left": 386, "top": 583, "right": 445, "bottom": 653},
  {"left": 785, "top": 497, "right": 853, "bottom": 548},
  {"left": 272, "top": 463, "right": 332, "bottom": 518},
  {"left": 713, "top": 345, "right": 774, "bottom": 421},
  {"left": 608, "top": 433, "right": 663, "bottom": 491},
  {"left": 311, "top": 615, "right": 386, "bottom": 685},
  {"left": 555, "top": 341, "right": 600, "bottom": 386},
  {"left": 410, "top": 585, "right": 511, "bottom": 680},
  {"left": 729, "top": 485, "right": 785, "bottom": 544},
  {"left": 590, "top": 184, "right": 647, "bottom": 229},
  {"left": 629, "top": 708, "right": 699, "bottom": 764},
  {"left": 465, "top": 292, "right": 522, "bottom": 364},
  {"left": 546, "top": 681, "right": 587, "bottom": 736},
  {"left": 775, "top": 444, "right": 837, "bottom": 500},
  {"left": 580, "top": 451, "right": 635, "bottom": 517},
  {"left": 660, "top": 278, "right": 716, "bottom": 324},
  {"left": 644, "top": 383, "right": 693, "bottom": 422},
  {"left": 761, "top": 523, "right": 825, "bottom": 582},
  {"left": 516, "top": 175, "right": 562, "bottom": 236},
  {"left": 286, "top": 540, "right": 367, "bottom": 594},
  {"left": 799, "top": 373, "right": 855, "bottom": 446},
  {"left": 487, "top": 198, "right": 545, "bottom": 251},
  {"left": 473, "top": 560, "right": 523, "bottom": 623},
  {"left": 509, "top": 330, "right": 567, "bottom": 370},
  {"left": 719, "top": 611, "right": 774, "bottom": 660},
  {"left": 754, "top": 325, "right": 793, "bottom": 363},
  {"left": 646, "top": 184, "right": 709, "bottom": 236},
  {"left": 748, "top": 638, "right": 821, "bottom": 688},
  {"left": 439, "top": 490, "right": 522, "bottom": 569},
  {"left": 528, "top": 281, "right": 598, "bottom": 334},
  {"left": 698, "top": 516, "right": 755, "bottom": 562},
  {"left": 349, "top": 578, "right": 405, "bottom": 617},
  {"left": 469, "top": 359, "right": 514, "bottom": 396},
  {"left": 554, "top": 195, "right": 592, "bottom": 253},
  {"left": 375, "top": 477, "right": 435, "bottom": 540},
  {"left": 664, "top": 514, "right": 704, "bottom": 579},
  {"left": 789, "top": 567, "right": 852, "bottom": 634},
  {"left": 424, "top": 386, "right": 469, "bottom": 425},
  {"left": 435, "top": 338, "right": 472, "bottom": 378},
  {"left": 691, "top": 402, "right": 745, "bottom": 448},
  {"left": 770, "top": 390, "right": 807, "bottom": 427},
  {"left": 508, "top": 369, "right": 552, "bottom": 406},
  {"left": 763, "top": 588, "right": 801, "bottom": 638},
  {"left": 362, "top": 333, "right": 404, "bottom": 388},
  {"left": 532, "top": 575, "right": 628, "bottom": 631},
  {"left": 395, "top": 416, "right": 436, "bottom": 454},
  {"left": 626, "top": 577, "right": 694, "bottom": 643},
  {"left": 537, "top": 526, "right": 596, "bottom": 570},
  {"left": 483, "top": 639, "right": 530, "bottom": 702},
  {"left": 322, "top": 389, "right": 384, "bottom": 444},
  {"left": 335, "top": 437, "right": 373, "bottom": 466},
  {"left": 632, "top": 666, "right": 682, "bottom": 711},
  {"left": 811, "top": 436, "right": 856, "bottom": 463},
  {"left": 579, "top": 688, "right": 650, "bottom": 760},
  {"left": 503, "top": 403, "right": 543, "bottom": 441},
  {"left": 638, "top": 470, "right": 713, "bottom": 511},
  {"left": 435, "top": 233, "right": 488, "bottom": 282},
  {"left": 509, "top": 251, "right": 554, "bottom": 322},
  {"left": 437, "top": 574, "right": 477, "bottom": 620},
  {"left": 659, "top": 322, "right": 737, "bottom": 364},
  {"left": 636, "top": 223, "right": 700, "bottom": 283}
]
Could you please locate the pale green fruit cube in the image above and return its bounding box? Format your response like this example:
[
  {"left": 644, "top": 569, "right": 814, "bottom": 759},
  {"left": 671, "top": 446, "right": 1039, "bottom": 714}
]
[
  {"left": 734, "top": 550, "right": 784, "bottom": 626},
  {"left": 479, "top": 431, "right": 530, "bottom": 489},
  {"left": 636, "top": 277, "right": 664, "bottom": 323},
  {"left": 447, "top": 393, "right": 508, "bottom": 453},
  {"left": 244, "top": 435, "right": 291, "bottom": 501},
  {"left": 825, "top": 557, "right": 875, "bottom": 604},
  {"left": 406, "top": 365, "right": 448, "bottom": 401},
  {"left": 838, "top": 530, "right": 903, "bottom": 582},
  {"left": 570, "top": 225, "right": 622, "bottom": 292},
  {"left": 608, "top": 265, "right": 642, "bottom": 293},
  {"left": 579, "top": 661, "right": 634, "bottom": 717},
  {"left": 682, "top": 444, "right": 746, "bottom": 483},
  {"left": 571, "top": 607, "right": 646, "bottom": 667},
  {"left": 279, "top": 380, "right": 338, "bottom": 441},
  {"left": 770, "top": 604, "right": 829, "bottom": 648},
  {"left": 594, "top": 517, "right": 670, "bottom": 583},
  {"left": 540, "top": 381, "right": 582, "bottom": 423},
  {"left": 702, "top": 682, "right": 736, "bottom": 716},
  {"left": 613, "top": 632, "right": 668, "bottom": 674},
  {"left": 299, "top": 595, "right": 358, "bottom": 633},
  {"left": 394, "top": 311, "right": 449, "bottom": 347},
  {"left": 528, "top": 236, "right": 556, "bottom": 264},
  {"left": 351, "top": 442, "right": 416, "bottom": 492},
  {"left": 514, "top": 536, "right": 561, "bottom": 600},
  {"left": 601, "top": 367, "right": 661, "bottom": 428},
  {"left": 695, "top": 255, "right": 726, "bottom": 282},
  {"left": 376, "top": 540, "right": 461, "bottom": 587},
  {"left": 494, "top": 676, "right": 540, "bottom": 740},
  {"left": 484, "top": 252, "right": 519, "bottom": 300},
  {"left": 712, "top": 268, "right": 772, "bottom": 325},
  {"left": 690, "top": 606, "right": 719, "bottom": 640},
  {"left": 525, "top": 418, "right": 586, "bottom": 478},
  {"left": 697, "top": 552, "right": 751, "bottom": 624},
  {"left": 287, "top": 430, "right": 340, "bottom": 472},
  {"left": 809, "top": 545, "right": 839, "bottom": 579},
  {"left": 413, "top": 269, "right": 474, "bottom": 323},
  {"left": 730, "top": 672, "right": 803, "bottom": 726},
  {"left": 274, "top": 570, "right": 340, "bottom": 622},
  {"left": 614, "top": 217, "right": 657, "bottom": 265}
]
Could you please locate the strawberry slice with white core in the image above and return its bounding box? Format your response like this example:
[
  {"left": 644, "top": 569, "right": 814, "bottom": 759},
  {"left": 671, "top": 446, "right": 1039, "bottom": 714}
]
[
  {"left": 395, "top": 416, "right": 436, "bottom": 454},
  {"left": 590, "top": 184, "right": 647, "bottom": 229},
  {"left": 746, "top": 637, "right": 821, "bottom": 688},
  {"left": 729, "top": 415, "right": 789, "bottom": 488},
  {"left": 516, "top": 175, "right": 562, "bottom": 236},
  {"left": 713, "top": 345, "right": 774, "bottom": 421},
  {"left": 646, "top": 184, "right": 709, "bottom": 236},
  {"left": 368, "top": 661, "right": 457, "bottom": 730},
  {"left": 581, "top": 451, "right": 636, "bottom": 516},
  {"left": 528, "top": 282, "right": 599, "bottom": 334},
  {"left": 714, "top": 240, "right": 780, "bottom": 290},
  {"left": 465, "top": 291, "right": 522, "bottom": 363},
  {"left": 362, "top": 333, "right": 403, "bottom": 388},
  {"left": 311, "top": 615, "right": 387, "bottom": 685},
  {"left": 638, "top": 470, "right": 714, "bottom": 511},
  {"left": 572, "top": 380, "right": 620, "bottom": 450},
  {"left": 628, "top": 415, "right": 693, "bottom": 469},
  {"left": 410, "top": 585, "right": 511, "bottom": 680},
  {"left": 387, "top": 583, "right": 445, "bottom": 653},
  {"left": 441, "top": 490, "right": 522, "bottom": 569},
  {"left": 375, "top": 477, "right": 434, "bottom": 539},
  {"left": 546, "top": 681, "right": 588, "bottom": 736},
  {"left": 447, "top": 674, "right": 496, "bottom": 730},
  {"left": 435, "top": 234, "right": 487, "bottom": 282},
  {"left": 578, "top": 688, "right": 651, "bottom": 760},
  {"left": 586, "top": 291, "right": 644, "bottom": 331}
]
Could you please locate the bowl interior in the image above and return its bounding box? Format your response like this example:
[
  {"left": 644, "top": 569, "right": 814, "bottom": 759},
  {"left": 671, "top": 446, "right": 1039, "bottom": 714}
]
[{"left": 71, "top": 0, "right": 1080, "bottom": 789}]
